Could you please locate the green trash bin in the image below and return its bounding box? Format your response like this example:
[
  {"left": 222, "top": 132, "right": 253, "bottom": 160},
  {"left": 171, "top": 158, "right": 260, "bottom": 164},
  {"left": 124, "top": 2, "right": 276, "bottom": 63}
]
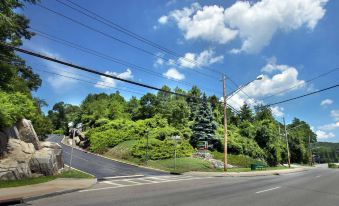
[{"left": 250, "top": 164, "right": 257, "bottom": 171}]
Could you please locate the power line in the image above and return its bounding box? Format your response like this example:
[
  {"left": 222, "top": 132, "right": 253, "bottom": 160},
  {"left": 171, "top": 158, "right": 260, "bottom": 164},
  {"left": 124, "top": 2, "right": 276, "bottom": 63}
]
[
  {"left": 260, "top": 67, "right": 339, "bottom": 101},
  {"left": 266, "top": 84, "right": 339, "bottom": 107},
  {"left": 2, "top": 43, "right": 225, "bottom": 101},
  {"left": 1, "top": 56, "right": 240, "bottom": 114},
  {"left": 30, "top": 28, "right": 222, "bottom": 95},
  {"left": 56, "top": 0, "right": 223, "bottom": 76},
  {"left": 36, "top": 3, "right": 218, "bottom": 80},
  {"left": 62, "top": 0, "right": 244, "bottom": 98}
]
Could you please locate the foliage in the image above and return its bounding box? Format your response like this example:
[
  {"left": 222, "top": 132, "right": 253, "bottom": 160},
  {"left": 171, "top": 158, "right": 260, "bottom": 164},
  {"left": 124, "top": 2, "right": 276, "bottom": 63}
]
[
  {"left": 0, "top": 91, "right": 35, "bottom": 128},
  {"left": 328, "top": 163, "right": 339, "bottom": 168},
  {"left": 190, "top": 94, "right": 217, "bottom": 148},
  {"left": 313, "top": 142, "right": 339, "bottom": 163},
  {"left": 216, "top": 126, "right": 265, "bottom": 158},
  {"left": 131, "top": 138, "right": 194, "bottom": 160},
  {"left": 211, "top": 152, "right": 266, "bottom": 168}
]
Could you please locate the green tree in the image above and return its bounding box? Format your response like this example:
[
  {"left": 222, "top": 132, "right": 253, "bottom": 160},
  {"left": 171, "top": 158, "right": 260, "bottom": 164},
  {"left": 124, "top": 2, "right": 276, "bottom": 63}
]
[
  {"left": 238, "top": 103, "right": 253, "bottom": 122},
  {"left": 190, "top": 94, "right": 217, "bottom": 148},
  {"left": 138, "top": 93, "right": 158, "bottom": 119}
]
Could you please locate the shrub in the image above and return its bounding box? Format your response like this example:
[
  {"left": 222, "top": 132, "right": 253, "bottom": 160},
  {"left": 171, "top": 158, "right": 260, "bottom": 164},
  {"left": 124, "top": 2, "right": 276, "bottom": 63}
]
[
  {"left": 131, "top": 138, "right": 194, "bottom": 160},
  {"left": 0, "top": 92, "right": 36, "bottom": 128},
  {"left": 328, "top": 163, "right": 338, "bottom": 168}
]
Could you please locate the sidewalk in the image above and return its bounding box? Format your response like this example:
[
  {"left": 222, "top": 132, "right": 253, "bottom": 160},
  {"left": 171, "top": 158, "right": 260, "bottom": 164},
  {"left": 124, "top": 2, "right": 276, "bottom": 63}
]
[
  {"left": 184, "top": 167, "right": 312, "bottom": 177},
  {"left": 0, "top": 178, "right": 96, "bottom": 202}
]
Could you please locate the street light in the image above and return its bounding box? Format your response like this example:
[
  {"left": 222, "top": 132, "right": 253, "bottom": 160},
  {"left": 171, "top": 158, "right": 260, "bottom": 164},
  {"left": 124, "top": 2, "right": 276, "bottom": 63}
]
[
  {"left": 171, "top": 135, "right": 181, "bottom": 171},
  {"left": 227, "top": 75, "right": 263, "bottom": 100},
  {"left": 222, "top": 74, "right": 263, "bottom": 172}
]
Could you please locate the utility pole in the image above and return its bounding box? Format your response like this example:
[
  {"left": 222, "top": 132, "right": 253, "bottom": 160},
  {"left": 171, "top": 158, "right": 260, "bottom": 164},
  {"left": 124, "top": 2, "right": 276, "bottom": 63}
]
[
  {"left": 283, "top": 117, "right": 291, "bottom": 168},
  {"left": 308, "top": 134, "right": 312, "bottom": 166},
  {"left": 145, "top": 130, "right": 149, "bottom": 165},
  {"left": 222, "top": 74, "right": 228, "bottom": 172}
]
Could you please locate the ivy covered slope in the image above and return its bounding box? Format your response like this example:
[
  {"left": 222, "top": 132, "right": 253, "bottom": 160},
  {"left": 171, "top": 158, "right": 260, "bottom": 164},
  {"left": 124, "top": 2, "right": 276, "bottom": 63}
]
[
  {"left": 0, "top": 0, "right": 53, "bottom": 139},
  {"left": 48, "top": 84, "right": 317, "bottom": 168}
]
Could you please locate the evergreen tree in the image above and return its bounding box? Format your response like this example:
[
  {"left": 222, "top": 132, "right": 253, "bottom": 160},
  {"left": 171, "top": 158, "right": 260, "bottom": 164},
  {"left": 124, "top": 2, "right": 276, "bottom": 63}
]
[
  {"left": 238, "top": 103, "right": 253, "bottom": 122},
  {"left": 190, "top": 94, "right": 217, "bottom": 148}
]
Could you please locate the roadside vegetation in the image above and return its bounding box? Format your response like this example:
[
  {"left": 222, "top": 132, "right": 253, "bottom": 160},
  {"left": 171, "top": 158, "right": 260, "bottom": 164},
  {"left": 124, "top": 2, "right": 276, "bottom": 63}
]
[
  {"left": 0, "top": 169, "right": 94, "bottom": 189},
  {"left": 48, "top": 88, "right": 316, "bottom": 171},
  {"left": 328, "top": 163, "right": 339, "bottom": 169},
  {"left": 0, "top": 0, "right": 317, "bottom": 173}
]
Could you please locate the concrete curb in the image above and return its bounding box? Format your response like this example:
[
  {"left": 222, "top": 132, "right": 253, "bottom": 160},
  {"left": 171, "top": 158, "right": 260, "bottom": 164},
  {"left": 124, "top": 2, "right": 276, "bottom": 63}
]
[
  {"left": 61, "top": 135, "right": 168, "bottom": 174},
  {"left": 0, "top": 178, "right": 97, "bottom": 204},
  {"left": 184, "top": 167, "right": 311, "bottom": 177}
]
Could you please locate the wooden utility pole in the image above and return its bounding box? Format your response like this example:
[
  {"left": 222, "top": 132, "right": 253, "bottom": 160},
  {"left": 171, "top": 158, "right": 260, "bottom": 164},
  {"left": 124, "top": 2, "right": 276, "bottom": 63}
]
[
  {"left": 223, "top": 74, "right": 228, "bottom": 172},
  {"left": 308, "top": 134, "right": 312, "bottom": 166},
  {"left": 283, "top": 117, "right": 291, "bottom": 168}
]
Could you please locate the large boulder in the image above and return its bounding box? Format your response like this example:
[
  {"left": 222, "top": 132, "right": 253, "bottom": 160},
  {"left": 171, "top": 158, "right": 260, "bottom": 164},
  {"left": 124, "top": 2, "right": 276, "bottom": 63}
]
[
  {"left": 0, "top": 131, "right": 9, "bottom": 158},
  {"left": 0, "top": 131, "right": 64, "bottom": 180},
  {"left": 16, "top": 119, "right": 40, "bottom": 150}
]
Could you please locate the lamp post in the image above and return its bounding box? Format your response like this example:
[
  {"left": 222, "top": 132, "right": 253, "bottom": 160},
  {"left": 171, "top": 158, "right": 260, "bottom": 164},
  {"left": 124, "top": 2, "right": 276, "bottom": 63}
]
[
  {"left": 172, "top": 135, "right": 181, "bottom": 171},
  {"left": 222, "top": 74, "right": 262, "bottom": 172}
]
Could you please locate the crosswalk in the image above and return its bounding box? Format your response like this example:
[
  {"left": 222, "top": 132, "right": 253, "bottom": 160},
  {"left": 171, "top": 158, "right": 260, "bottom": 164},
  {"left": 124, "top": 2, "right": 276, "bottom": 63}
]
[{"left": 80, "top": 175, "right": 213, "bottom": 192}]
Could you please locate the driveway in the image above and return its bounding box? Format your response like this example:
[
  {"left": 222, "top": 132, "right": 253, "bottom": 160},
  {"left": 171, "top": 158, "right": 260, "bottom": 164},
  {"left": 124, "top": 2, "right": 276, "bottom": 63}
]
[{"left": 47, "top": 135, "right": 167, "bottom": 179}]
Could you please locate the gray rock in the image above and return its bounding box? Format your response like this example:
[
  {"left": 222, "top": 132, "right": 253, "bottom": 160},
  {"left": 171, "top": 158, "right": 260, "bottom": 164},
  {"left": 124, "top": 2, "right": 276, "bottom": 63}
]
[
  {"left": 0, "top": 138, "right": 64, "bottom": 180},
  {"left": 0, "top": 131, "right": 9, "bottom": 158},
  {"left": 16, "top": 119, "right": 40, "bottom": 150},
  {"left": 74, "top": 136, "right": 81, "bottom": 145}
]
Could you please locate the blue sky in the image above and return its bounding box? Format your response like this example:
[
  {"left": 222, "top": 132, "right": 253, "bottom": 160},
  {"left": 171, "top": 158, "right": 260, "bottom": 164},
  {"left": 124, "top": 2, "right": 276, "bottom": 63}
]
[{"left": 18, "top": 0, "right": 338, "bottom": 142}]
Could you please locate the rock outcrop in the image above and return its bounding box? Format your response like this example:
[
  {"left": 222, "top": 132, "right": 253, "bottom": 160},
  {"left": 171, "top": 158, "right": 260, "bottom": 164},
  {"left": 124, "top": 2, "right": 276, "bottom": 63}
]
[
  {"left": 69, "top": 126, "right": 89, "bottom": 149},
  {"left": 0, "top": 119, "right": 64, "bottom": 180}
]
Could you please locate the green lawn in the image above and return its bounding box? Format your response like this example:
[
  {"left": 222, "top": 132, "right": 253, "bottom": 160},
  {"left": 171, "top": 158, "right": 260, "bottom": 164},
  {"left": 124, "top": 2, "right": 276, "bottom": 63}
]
[
  {"left": 227, "top": 166, "right": 290, "bottom": 172},
  {"left": 147, "top": 157, "right": 215, "bottom": 173},
  {"left": 211, "top": 151, "right": 266, "bottom": 168},
  {"left": 0, "top": 169, "right": 94, "bottom": 189}
]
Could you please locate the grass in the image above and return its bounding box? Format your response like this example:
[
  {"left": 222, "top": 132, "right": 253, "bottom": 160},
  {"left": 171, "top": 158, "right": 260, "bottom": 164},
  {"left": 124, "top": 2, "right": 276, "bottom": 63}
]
[
  {"left": 103, "top": 141, "right": 292, "bottom": 174},
  {"left": 211, "top": 151, "right": 266, "bottom": 168},
  {"left": 227, "top": 166, "right": 290, "bottom": 172},
  {"left": 104, "top": 140, "right": 142, "bottom": 164},
  {"left": 147, "top": 157, "right": 215, "bottom": 173},
  {"left": 0, "top": 169, "right": 94, "bottom": 189}
]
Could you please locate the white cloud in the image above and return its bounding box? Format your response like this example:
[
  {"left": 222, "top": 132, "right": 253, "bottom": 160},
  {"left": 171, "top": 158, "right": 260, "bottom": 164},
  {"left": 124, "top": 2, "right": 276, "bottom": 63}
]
[
  {"left": 316, "top": 130, "right": 335, "bottom": 140},
  {"left": 163, "top": 68, "right": 185, "bottom": 80},
  {"left": 331, "top": 110, "right": 339, "bottom": 121},
  {"left": 227, "top": 61, "right": 304, "bottom": 110},
  {"left": 318, "top": 122, "right": 339, "bottom": 131},
  {"left": 271, "top": 106, "right": 284, "bottom": 117},
  {"left": 235, "top": 62, "right": 305, "bottom": 98},
  {"left": 158, "top": 15, "right": 168, "bottom": 24},
  {"left": 320, "top": 99, "right": 333, "bottom": 107},
  {"left": 161, "top": 0, "right": 328, "bottom": 53},
  {"left": 178, "top": 49, "right": 224, "bottom": 69},
  {"left": 95, "top": 69, "right": 133, "bottom": 89}
]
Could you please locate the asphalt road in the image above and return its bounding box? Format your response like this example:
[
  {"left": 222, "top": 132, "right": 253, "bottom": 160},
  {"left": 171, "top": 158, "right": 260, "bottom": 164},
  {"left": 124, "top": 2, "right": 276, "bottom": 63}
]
[
  {"left": 29, "top": 166, "right": 339, "bottom": 206},
  {"left": 47, "top": 135, "right": 166, "bottom": 178}
]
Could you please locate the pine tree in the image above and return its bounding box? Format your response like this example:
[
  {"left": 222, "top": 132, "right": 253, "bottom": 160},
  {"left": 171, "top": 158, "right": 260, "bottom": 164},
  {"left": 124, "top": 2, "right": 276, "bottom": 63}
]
[{"left": 190, "top": 94, "right": 217, "bottom": 148}]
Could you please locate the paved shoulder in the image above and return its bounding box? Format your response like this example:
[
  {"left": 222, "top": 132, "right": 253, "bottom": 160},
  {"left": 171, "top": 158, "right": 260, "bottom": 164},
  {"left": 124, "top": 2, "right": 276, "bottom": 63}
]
[{"left": 47, "top": 135, "right": 167, "bottom": 178}]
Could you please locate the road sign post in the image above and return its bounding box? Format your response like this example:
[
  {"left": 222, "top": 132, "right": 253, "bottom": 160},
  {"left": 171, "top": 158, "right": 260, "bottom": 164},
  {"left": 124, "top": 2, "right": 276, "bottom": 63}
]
[{"left": 172, "top": 136, "right": 181, "bottom": 171}]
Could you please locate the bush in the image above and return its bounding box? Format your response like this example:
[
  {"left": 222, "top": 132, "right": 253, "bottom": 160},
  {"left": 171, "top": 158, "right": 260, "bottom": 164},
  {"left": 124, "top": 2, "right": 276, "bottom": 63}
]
[
  {"left": 211, "top": 151, "right": 266, "bottom": 168},
  {"left": 87, "top": 116, "right": 186, "bottom": 154},
  {"left": 131, "top": 138, "right": 194, "bottom": 160},
  {"left": 216, "top": 126, "right": 265, "bottom": 159},
  {"left": 328, "top": 163, "right": 339, "bottom": 168},
  {"left": 52, "top": 129, "right": 64, "bottom": 135},
  {"left": 0, "top": 92, "right": 36, "bottom": 128}
]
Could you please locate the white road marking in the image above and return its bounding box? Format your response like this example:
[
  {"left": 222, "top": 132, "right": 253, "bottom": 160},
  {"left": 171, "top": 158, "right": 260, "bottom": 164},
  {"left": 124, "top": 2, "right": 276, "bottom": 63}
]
[
  {"left": 315, "top": 175, "right": 321, "bottom": 178},
  {"left": 256, "top": 186, "right": 281, "bottom": 194},
  {"left": 101, "top": 181, "right": 125, "bottom": 186},
  {"left": 100, "top": 175, "right": 144, "bottom": 180},
  {"left": 80, "top": 176, "right": 213, "bottom": 193}
]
